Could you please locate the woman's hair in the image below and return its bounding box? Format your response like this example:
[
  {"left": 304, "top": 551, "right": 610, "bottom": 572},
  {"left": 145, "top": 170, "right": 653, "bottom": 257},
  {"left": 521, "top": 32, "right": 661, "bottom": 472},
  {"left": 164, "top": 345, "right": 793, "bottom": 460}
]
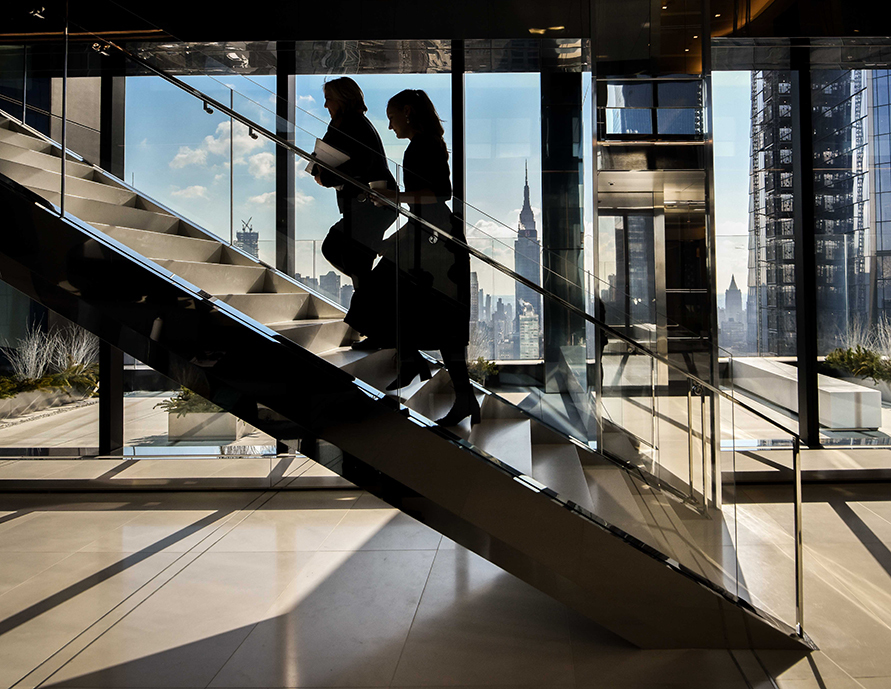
[
  {"left": 388, "top": 89, "right": 446, "bottom": 147},
  {"left": 323, "top": 77, "right": 367, "bottom": 114}
]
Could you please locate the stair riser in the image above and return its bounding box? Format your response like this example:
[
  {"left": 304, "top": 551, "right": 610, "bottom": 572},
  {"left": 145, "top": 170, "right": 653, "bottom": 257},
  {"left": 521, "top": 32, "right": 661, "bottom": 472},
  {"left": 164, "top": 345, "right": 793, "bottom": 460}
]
[
  {"left": 2, "top": 163, "right": 137, "bottom": 206},
  {"left": 276, "top": 321, "right": 353, "bottom": 353},
  {"left": 0, "top": 141, "right": 93, "bottom": 179},
  {"left": 155, "top": 260, "right": 267, "bottom": 294},
  {"left": 0, "top": 128, "right": 54, "bottom": 154},
  {"left": 40, "top": 193, "right": 179, "bottom": 233},
  {"left": 102, "top": 226, "right": 222, "bottom": 263},
  {"left": 218, "top": 294, "right": 309, "bottom": 325}
]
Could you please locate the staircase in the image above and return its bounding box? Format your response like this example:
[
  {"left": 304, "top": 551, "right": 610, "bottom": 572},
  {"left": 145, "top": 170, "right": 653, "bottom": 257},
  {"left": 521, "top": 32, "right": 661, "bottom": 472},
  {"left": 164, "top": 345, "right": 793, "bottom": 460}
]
[{"left": 0, "top": 111, "right": 812, "bottom": 651}]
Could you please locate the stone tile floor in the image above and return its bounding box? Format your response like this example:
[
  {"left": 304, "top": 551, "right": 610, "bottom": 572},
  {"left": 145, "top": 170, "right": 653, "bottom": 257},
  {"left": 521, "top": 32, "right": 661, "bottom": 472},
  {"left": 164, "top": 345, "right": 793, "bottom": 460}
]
[{"left": 0, "top": 483, "right": 887, "bottom": 688}]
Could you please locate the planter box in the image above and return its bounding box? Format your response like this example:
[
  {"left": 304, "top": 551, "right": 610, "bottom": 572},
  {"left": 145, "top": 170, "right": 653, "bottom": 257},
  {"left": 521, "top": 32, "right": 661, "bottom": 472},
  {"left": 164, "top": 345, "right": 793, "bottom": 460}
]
[
  {"left": 0, "top": 389, "right": 88, "bottom": 420},
  {"left": 168, "top": 412, "right": 246, "bottom": 441},
  {"left": 732, "top": 357, "right": 882, "bottom": 430},
  {"left": 824, "top": 367, "right": 891, "bottom": 405}
]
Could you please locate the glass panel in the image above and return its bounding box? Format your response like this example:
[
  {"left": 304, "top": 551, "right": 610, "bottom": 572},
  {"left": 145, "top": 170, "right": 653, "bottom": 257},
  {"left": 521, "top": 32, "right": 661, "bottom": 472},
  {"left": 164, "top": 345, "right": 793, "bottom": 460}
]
[
  {"left": 606, "top": 82, "right": 653, "bottom": 108},
  {"left": 605, "top": 108, "right": 653, "bottom": 135},
  {"left": 656, "top": 107, "right": 698, "bottom": 134},
  {"left": 465, "top": 72, "right": 541, "bottom": 361},
  {"left": 656, "top": 80, "right": 700, "bottom": 107},
  {"left": 0, "top": 286, "right": 99, "bottom": 452},
  {"left": 0, "top": 45, "right": 26, "bottom": 121},
  {"left": 125, "top": 74, "right": 235, "bottom": 241}
]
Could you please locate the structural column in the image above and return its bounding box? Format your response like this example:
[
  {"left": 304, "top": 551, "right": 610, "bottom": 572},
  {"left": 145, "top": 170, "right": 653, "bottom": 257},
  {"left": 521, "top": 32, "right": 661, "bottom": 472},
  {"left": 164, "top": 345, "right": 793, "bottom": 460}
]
[
  {"left": 98, "top": 62, "right": 126, "bottom": 455},
  {"left": 451, "top": 40, "right": 466, "bottom": 225},
  {"left": 541, "top": 69, "right": 586, "bottom": 396},
  {"left": 791, "top": 44, "right": 820, "bottom": 448},
  {"left": 276, "top": 42, "right": 296, "bottom": 276}
]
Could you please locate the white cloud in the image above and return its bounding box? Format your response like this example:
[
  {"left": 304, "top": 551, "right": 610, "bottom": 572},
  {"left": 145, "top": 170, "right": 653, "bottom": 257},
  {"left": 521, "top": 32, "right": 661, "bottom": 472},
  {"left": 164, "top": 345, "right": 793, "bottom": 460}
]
[
  {"left": 171, "top": 185, "right": 208, "bottom": 199},
  {"left": 202, "top": 121, "right": 267, "bottom": 163},
  {"left": 248, "top": 151, "right": 275, "bottom": 180},
  {"left": 169, "top": 146, "right": 208, "bottom": 169},
  {"left": 297, "top": 95, "right": 316, "bottom": 107},
  {"left": 248, "top": 191, "right": 275, "bottom": 205},
  {"left": 467, "top": 219, "right": 517, "bottom": 241},
  {"left": 295, "top": 189, "right": 314, "bottom": 207},
  {"left": 248, "top": 190, "right": 312, "bottom": 208},
  {"left": 715, "top": 219, "right": 749, "bottom": 238}
]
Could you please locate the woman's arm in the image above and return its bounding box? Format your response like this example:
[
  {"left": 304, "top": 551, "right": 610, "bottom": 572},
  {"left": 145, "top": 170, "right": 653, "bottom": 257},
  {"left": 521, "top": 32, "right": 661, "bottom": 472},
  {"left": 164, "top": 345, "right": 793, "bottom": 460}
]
[{"left": 372, "top": 187, "right": 440, "bottom": 206}]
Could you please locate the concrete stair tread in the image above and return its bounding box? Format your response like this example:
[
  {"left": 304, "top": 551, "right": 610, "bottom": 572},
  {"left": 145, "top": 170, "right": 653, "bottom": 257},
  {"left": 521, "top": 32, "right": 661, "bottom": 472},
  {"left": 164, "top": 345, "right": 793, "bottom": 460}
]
[
  {"left": 268, "top": 318, "right": 344, "bottom": 329},
  {"left": 269, "top": 319, "right": 355, "bottom": 353},
  {"left": 531, "top": 443, "right": 595, "bottom": 511},
  {"left": 0, "top": 127, "right": 56, "bottom": 153},
  {"left": 0, "top": 139, "right": 93, "bottom": 176},
  {"left": 216, "top": 293, "right": 311, "bottom": 325},
  {"left": 468, "top": 417, "right": 532, "bottom": 474},
  {"left": 17, "top": 172, "right": 137, "bottom": 206},
  {"left": 153, "top": 259, "right": 267, "bottom": 294}
]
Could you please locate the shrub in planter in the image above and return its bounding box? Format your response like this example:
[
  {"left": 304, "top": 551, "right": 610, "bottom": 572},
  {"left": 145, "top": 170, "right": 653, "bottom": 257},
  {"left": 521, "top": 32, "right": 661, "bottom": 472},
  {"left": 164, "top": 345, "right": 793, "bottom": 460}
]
[
  {"left": 155, "top": 387, "right": 245, "bottom": 441},
  {"left": 468, "top": 357, "right": 499, "bottom": 385},
  {"left": 824, "top": 346, "right": 891, "bottom": 385},
  {"left": 154, "top": 387, "right": 224, "bottom": 417}
]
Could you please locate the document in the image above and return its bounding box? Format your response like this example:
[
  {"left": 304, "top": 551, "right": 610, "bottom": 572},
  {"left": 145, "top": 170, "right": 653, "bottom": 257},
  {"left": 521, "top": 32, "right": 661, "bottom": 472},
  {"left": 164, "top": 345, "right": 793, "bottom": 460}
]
[{"left": 305, "top": 139, "right": 350, "bottom": 175}]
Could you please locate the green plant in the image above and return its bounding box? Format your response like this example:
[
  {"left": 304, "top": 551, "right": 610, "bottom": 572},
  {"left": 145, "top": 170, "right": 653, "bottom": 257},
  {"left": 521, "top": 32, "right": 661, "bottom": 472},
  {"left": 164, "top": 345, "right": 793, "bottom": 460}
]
[
  {"left": 154, "top": 387, "right": 224, "bottom": 417},
  {"left": 45, "top": 363, "right": 100, "bottom": 396},
  {"left": 468, "top": 357, "right": 499, "bottom": 384},
  {"left": 825, "top": 346, "right": 891, "bottom": 384}
]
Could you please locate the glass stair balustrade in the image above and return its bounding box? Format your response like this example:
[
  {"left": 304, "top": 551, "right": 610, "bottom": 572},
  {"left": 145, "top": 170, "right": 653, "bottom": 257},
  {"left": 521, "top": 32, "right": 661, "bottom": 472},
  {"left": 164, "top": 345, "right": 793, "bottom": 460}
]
[{"left": 0, "top": 95, "right": 811, "bottom": 651}]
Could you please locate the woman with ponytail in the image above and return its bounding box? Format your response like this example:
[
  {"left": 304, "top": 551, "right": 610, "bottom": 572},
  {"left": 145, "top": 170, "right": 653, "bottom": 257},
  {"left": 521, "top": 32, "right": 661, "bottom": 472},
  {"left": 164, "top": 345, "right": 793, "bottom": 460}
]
[{"left": 359, "top": 88, "right": 477, "bottom": 427}]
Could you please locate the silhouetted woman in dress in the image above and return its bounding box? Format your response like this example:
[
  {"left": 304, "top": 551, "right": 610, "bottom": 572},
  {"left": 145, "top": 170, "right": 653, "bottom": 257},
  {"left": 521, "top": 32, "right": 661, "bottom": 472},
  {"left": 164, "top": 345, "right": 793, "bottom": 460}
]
[
  {"left": 313, "top": 77, "right": 396, "bottom": 334},
  {"left": 365, "top": 88, "right": 477, "bottom": 426}
]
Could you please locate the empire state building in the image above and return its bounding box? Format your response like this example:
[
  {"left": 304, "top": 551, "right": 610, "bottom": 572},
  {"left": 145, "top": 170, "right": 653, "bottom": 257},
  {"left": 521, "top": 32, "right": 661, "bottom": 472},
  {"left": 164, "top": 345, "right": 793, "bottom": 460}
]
[{"left": 514, "top": 163, "right": 542, "bottom": 358}]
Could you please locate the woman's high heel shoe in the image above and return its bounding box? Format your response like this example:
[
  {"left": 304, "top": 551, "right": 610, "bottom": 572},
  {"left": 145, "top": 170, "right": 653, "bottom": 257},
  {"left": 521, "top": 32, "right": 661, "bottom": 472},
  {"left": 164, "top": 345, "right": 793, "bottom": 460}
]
[
  {"left": 385, "top": 357, "right": 432, "bottom": 390},
  {"left": 436, "top": 391, "right": 481, "bottom": 427}
]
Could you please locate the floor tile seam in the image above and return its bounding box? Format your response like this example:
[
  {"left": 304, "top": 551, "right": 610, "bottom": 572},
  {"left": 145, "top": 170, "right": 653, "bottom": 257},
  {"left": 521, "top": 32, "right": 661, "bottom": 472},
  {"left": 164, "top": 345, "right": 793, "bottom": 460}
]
[
  {"left": 728, "top": 648, "right": 768, "bottom": 688},
  {"left": 202, "top": 617, "right": 267, "bottom": 688},
  {"left": 809, "top": 652, "right": 871, "bottom": 688},
  {"left": 0, "top": 548, "right": 82, "bottom": 607},
  {"left": 273, "top": 456, "right": 315, "bottom": 483},
  {"left": 13, "top": 490, "right": 283, "bottom": 689},
  {"left": 11, "top": 549, "right": 205, "bottom": 689},
  {"left": 727, "top": 648, "right": 779, "bottom": 689},
  {"left": 803, "top": 545, "right": 891, "bottom": 628},
  {"left": 270, "top": 456, "right": 329, "bottom": 489},
  {"left": 68, "top": 508, "right": 157, "bottom": 555},
  {"left": 312, "top": 494, "right": 371, "bottom": 551},
  {"left": 857, "top": 502, "right": 891, "bottom": 531},
  {"left": 386, "top": 543, "right": 441, "bottom": 687}
]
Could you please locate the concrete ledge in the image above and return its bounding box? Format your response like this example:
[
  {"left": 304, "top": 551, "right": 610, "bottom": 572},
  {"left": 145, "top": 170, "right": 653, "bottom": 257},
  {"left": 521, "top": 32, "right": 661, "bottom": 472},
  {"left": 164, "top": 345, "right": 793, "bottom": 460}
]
[{"left": 731, "top": 357, "right": 882, "bottom": 430}]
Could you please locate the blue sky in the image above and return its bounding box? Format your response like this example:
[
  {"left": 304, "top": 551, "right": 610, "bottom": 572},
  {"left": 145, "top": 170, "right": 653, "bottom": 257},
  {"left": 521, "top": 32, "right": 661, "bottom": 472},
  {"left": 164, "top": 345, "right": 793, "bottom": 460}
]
[
  {"left": 125, "top": 70, "right": 748, "bottom": 304},
  {"left": 126, "top": 72, "right": 543, "bottom": 286},
  {"left": 712, "top": 71, "right": 752, "bottom": 300}
]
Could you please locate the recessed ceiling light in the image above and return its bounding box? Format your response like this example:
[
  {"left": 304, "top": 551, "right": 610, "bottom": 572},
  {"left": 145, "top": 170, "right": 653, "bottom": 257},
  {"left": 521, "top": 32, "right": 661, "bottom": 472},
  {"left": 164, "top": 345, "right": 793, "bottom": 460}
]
[{"left": 715, "top": 13, "right": 721, "bottom": 17}]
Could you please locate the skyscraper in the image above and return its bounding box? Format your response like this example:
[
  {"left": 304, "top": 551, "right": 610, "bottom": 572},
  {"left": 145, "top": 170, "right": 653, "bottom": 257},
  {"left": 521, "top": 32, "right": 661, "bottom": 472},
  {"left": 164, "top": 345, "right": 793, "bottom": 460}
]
[
  {"left": 725, "top": 274, "right": 742, "bottom": 323},
  {"left": 235, "top": 219, "right": 259, "bottom": 258},
  {"left": 747, "top": 69, "right": 869, "bottom": 355},
  {"left": 514, "top": 162, "right": 541, "bottom": 358}
]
